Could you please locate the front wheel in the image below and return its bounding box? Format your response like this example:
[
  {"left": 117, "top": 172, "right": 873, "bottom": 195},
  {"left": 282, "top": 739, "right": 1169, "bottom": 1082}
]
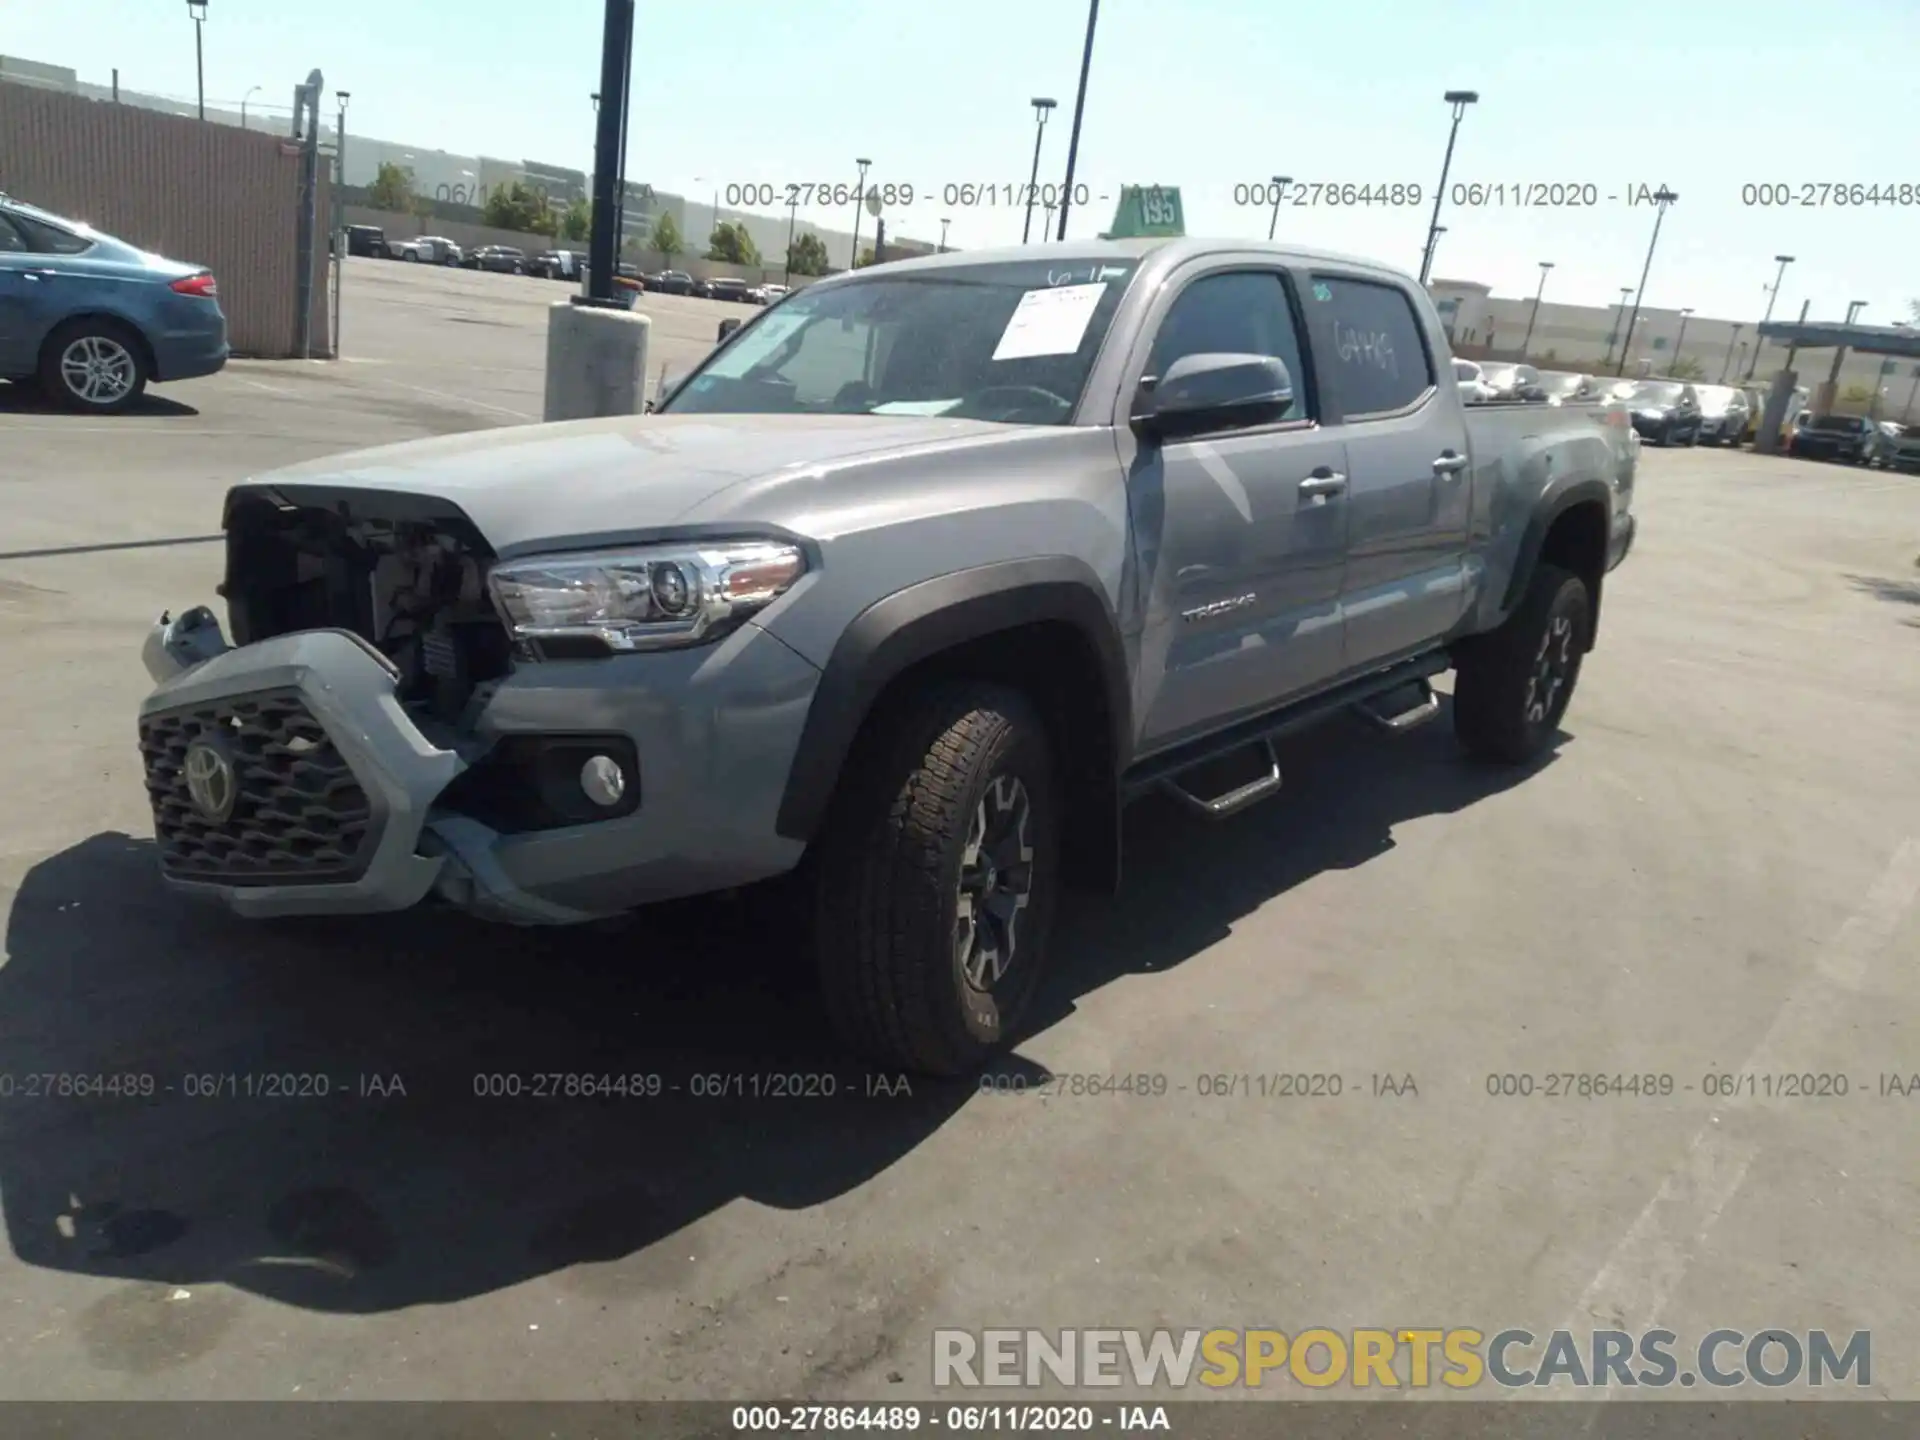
[
  {"left": 812, "top": 684, "right": 1059, "bottom": 1076},
  {"left": 1452, "top": 563, "right": 1591, "bottom": 765}
]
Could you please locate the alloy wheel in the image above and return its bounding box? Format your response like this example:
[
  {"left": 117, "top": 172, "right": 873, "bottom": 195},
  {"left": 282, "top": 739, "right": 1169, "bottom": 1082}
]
[
  {"left": 59, "top": 335, "right": 136, "bottom": 406},
  {"left": 1523, "top": 612, "right": 1577, "bottom": 725},
  {"left": 954, "top": 774, "right": 1035, "bottom": 992}
]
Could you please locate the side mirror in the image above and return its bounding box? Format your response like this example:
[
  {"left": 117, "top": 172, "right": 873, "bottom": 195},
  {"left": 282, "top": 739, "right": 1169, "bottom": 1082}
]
[
  {"left": 718, "top": 317, "right": 742, "bottom": 342},
  {"left": 1133, "top": 353, "right": 1294, "bottom": 439}
]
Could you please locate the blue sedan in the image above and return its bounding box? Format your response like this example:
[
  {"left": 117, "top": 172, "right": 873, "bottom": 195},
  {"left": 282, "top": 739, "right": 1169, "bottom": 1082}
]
[{"left": 0, "top": 195, "right": 228, "bottom": 413}]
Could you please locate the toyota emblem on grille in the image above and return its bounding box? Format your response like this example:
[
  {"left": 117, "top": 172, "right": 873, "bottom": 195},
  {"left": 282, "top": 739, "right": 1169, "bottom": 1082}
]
[{"left": 183, "top": 737, "right": 238, "bottom": 822}]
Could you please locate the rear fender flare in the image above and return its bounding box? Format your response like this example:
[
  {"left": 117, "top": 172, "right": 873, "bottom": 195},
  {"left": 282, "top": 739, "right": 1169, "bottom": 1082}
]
[{"left": 1499, "top": 477, "right": 1612, "bottom": 621}]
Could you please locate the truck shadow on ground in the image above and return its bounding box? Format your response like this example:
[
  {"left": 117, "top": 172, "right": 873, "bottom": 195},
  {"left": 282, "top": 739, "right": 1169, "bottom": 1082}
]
[
  {"left": 0, "top": 704, "right": 1555, "bottom": 1315},
  {"left": 0, "top": 381, "right": 199, "bottom": 418}
]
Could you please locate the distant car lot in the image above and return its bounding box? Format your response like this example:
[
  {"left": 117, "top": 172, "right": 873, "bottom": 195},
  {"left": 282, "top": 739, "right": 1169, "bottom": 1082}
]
[{"left": 2, "top": 256, "right": 1918, "bottom": 1402}]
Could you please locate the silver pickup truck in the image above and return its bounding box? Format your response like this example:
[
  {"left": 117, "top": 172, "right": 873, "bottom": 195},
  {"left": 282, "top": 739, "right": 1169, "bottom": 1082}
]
[{"left": 138, "top": 237, "right": 1636, "bottom": 1074}]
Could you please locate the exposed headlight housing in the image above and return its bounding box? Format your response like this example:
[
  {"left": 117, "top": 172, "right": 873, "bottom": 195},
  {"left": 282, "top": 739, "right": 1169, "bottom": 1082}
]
[{"left": 488, "top": 539, "right": 807, "bottom": 653}]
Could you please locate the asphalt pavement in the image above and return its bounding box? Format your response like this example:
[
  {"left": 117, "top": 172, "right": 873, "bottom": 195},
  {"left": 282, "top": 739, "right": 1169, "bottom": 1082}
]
[{"left": 0, "top": 259, "right": 1916, "bottom": 1403}]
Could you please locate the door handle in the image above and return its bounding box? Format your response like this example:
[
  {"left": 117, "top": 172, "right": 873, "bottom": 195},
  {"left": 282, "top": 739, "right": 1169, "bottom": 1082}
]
[
  {"left": 1298, "top": 468, "right": 1347, "bottom": 499},
  {"left": 1433, "top": 451, "right": 1469, "bottom": 475}
]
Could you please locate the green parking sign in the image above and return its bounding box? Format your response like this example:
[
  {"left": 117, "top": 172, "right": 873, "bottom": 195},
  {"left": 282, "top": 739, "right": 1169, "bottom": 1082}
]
[{"left": 1101, "top": 186, "right": 1185, "bottom": 239}]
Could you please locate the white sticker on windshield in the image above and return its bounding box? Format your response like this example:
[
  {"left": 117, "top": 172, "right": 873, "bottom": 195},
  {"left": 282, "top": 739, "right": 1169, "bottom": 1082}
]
[
  {"left": 991, "top": 283, "right": 1107, "bottom": 362},
  {"left": 871, "top": 399, "right": 964, "bottom": 416}
]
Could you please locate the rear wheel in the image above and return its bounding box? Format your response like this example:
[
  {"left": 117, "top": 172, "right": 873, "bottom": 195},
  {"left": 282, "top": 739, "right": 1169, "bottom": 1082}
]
[
  {"left": 39, "top": 319, "right": 149, "bottom": 414},
  {"left": 1453, "top": 563, "right": 1591, "bottom": 765},
  {"left": 812, "top": 684, "right": 1059, "bottom": 1076}
]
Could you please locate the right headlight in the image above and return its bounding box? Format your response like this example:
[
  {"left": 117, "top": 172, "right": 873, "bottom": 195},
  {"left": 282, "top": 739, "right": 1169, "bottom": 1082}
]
[{"left": 488, "top": 539, "right": 807, "bottom": 653}]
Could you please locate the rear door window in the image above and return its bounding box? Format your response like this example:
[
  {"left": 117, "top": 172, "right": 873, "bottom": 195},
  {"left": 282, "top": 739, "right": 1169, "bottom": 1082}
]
[{"left": 1306, "top": 275, "right": 1435, "bottom": 417}]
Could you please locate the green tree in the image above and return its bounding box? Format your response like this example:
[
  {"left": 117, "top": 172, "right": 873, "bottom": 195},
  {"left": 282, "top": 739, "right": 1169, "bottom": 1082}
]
[
  {"left": 366, "top": 161, "right": 416, "bottom": 212},
  {"left": 482, "top": 180, "right": 555, "bottom": 234},
  {"left": 558, "top": 198, "right": 592, "bottom": 242},
  {"left": 858, "top": 246, "right": 877, "bottom": 268},
  {"left": 1840, "top": 383, "right": 1875, "bottom": 406},
  {"left": 1666, "top": 356, "right": 1707, "bottom": 381},
  {"left": 787, "top": 231, "right": 829, "bottom": 277},
  {"left": 651, "top": 211, "right": 683, "bottom": 262},
  {"left": 1908, "top": 298, "right": 1920, "bottom": 324},
  {"left": 706, "top": 220, "right": 759, "bottom": 265}
]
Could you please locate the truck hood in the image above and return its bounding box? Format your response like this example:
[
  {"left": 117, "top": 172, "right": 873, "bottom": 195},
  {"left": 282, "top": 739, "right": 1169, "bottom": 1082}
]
[{"left": 240, "top": 412, "right": 1019, "bottom": 551}]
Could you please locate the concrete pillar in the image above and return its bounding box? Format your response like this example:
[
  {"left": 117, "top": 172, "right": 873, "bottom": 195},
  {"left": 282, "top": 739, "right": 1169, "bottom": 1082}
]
[
  {"left": 1753, "top": 370, "right": 1799, "bottom": 455},
  {"left": 543, "top": 302, "right": 651, "bottom": 422},
  {"left": 1811, "top": 380, "right": 1839, "bottom": 416}
]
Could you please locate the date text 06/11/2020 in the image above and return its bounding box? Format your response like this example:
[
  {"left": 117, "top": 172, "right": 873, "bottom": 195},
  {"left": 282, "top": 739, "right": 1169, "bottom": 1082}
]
[{"left": 719, "top": 182, "right": 1100, "bottom": 211}]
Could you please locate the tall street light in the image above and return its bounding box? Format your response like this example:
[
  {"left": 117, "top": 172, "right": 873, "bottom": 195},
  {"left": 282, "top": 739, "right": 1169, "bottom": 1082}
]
[
  {"left": 1427, "top": 224, "right": 1447, "bottom": 274},
  {"left": 783, "top": 194, "right": 799, "bottom": 286},
  {"left": 1265, "top": 175, "right": 1293, "bottom": 241},
  {"left": 1519, "top": 260, "right": 1554, "bottom": 358},
  {"left": 939, "top": 217, "right": 952, "bottom": 253},
  {"left": 1418, "top": 89, "right": 1478, "bottom": 284},
  {"left": 332, "top": 90, "right": 349, "bottom": 354},
  {"left": 1055, "top": 0, "right": 1100, "bottom": 240},
  {"left": 1671, "top": 307, "right": 1693, "bottom": 370},
  {"left": 581, "top": 0, "right": 635, "bottom": 307},
  {"left": 240, "top": 84, "right": 260, "bottom": 129},
  {"left": 1745, "top": 253, "right": 1794, "bottom": 380},
  {"left": 848, "top": 157, "right": 872, "bottom": 268},
  {"left": 1614, "top": 186, "right": 1678, "bottom": 376},
  {"left": 1602, "top": 286, "right": 1634, "bottom": 368},
  {"left": 187, "top": 0, "right": 209, "bottom": 121},
  {"left": 1719, "top": 323, "right": 1743, "bottom": 382},
  {"left": 1020, "top": 98, "right": 1057, "bottom": 244}
]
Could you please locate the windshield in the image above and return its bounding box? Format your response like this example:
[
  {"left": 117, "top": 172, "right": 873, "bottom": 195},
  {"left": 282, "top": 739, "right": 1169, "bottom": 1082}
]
[
  {"left": 1695, "top": 386, "right": 1736, "bottom": 413},
  {"left": 1808, "top": 415, "right": 1865, "bottom": 432},
  {"left": 1626, "top": 381, "right": 1684, "bottom": 405},
  {"left": 1539, "top": 372, "right": 1590, "bottom": 397},
  {"left": 660, "top": 258, "right": 1141, "bottom": 425}
]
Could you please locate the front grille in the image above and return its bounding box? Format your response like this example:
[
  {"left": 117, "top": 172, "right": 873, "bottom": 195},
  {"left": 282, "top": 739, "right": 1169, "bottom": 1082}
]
[{"left": 138, "top": 689, "right": 377, "bottom": 885}]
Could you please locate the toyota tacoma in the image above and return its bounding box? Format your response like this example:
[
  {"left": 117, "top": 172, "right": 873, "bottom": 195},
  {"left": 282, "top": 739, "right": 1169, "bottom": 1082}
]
[{"left": 138, "top": 237, "right": 1637, "bottom": 1075}]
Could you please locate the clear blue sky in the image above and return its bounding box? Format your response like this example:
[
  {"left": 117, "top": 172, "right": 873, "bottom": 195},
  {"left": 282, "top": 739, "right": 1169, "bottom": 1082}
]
[{"left": 12, "top": 0, "right": 1918, "bottom": 322}]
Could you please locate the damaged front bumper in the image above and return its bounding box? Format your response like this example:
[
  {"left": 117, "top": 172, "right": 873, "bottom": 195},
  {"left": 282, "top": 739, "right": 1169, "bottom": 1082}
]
[{"left": 136, "top": 609, "right": 819, "bottom": 926}]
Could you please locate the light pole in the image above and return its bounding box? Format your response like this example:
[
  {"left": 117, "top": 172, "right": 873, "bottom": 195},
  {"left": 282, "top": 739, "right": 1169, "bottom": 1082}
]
[
  {"left": 1020, "top": 98, "right": 1056, "bottom": 244},
  {"left": 581, "top": 0, "right": 635, "bottom": 307},
  {"left": 1719, "top": 323, "right": 1743, "bottom": 382},
  {"left": 784, "top": 195, "right": 798, "bottom": 286},
  {"left": 1518, "top": 260, "right": 1553, "bottom": 358},
  {"left": 1602, "top": 286, "right": 1634, "bottom": 368},
  {"left": 1902, "top": 366, "right": 1920, "bottom": 423},
  {"left": 1418, "top": 89, "right": 1478, "bottom": 284},
  {"left": 1614, "top": 186, "right": 1678, "bottom": 376},
  {"left": 187, "top": 0, "right": 208, "bottom": 121},
  {"left": 1265, "top": 175, "right": 1293, "bottom": 242},
  {"left": 1671, "top": 307, "right": 1693, "bottom": 371},
  {"left": 1426, "top": 224, "right": 1447, "bottom": 274},
  {"left": 848, "top": 157, "right": 872, "bottom": 268},
  {"left": 240, "top": 84, "right": 260, "bottom": 129},
  {"left": 1746, "top": 254, "right": 1793, "bottom": 380},
  {"left": 1055, "top": 0, "right": 1100, "bottom": 240},
  {"left": 1042, "top": 200, "right": 1056, "bottom": 238},
  {"left": 332, "top": 90, "right": 348, "bottom": 355},
  {"left": 939, "top": 217, "right": 951, "bottom": 253}
]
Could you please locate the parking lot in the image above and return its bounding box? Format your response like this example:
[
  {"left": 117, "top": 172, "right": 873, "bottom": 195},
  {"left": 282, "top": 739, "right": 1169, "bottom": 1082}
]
[{"left": 1, "top": 258, "right": 1918, "bottom": 1403}]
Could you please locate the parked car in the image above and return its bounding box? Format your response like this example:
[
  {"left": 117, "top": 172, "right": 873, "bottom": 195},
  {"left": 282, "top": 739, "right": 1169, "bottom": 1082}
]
[
  {"left": 465, "top": 245, "right": 527, "bottom": 274},
  {"left": 528, "top": 250, "right": 583, "bottom": 281},
  {"left": 705, "top": 276, "right": 755, "bottom": 304},
  {"left": 1693, "top": 384, "right": 1751, "bottom": 445},
  {"left": 1880, "top": 422, "right": 1920, "bottom": 473},
  {"left": 345, "top": 224, "right": 387, "bottom": 258},
  {"left": 648, "top": 270, "right": 694, "bottom": 295},
  {"left": 136, "top": 237, "right": 1636, "bottom": 1074},
  {"left": 0, "top": 193, "right": 228, "bottom": 413},
  {"left": 392, "top": 235, "right": 463, "bottom": 265},
  {"left": 1619, "top": 379, "right": 1704, "bottom": 445},
  {"left": 748, "top": 283, "right": 790, "bottom": 306},
  {"left": 1537, "top": 371, "right": 1599, "bottom": 405},
  {"left": 1453, "top": 357, "right": 1495, "bottom": 404},
  {"left": 1480, "top": 362, "right": 1548, "bottom": 402},
  {"left": 1787, "top": 413, "right": 1883, "bottom": 465}
]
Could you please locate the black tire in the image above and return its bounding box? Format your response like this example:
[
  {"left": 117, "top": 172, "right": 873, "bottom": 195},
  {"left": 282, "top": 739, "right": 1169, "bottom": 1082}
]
[
  {"left": 1452, "top": 562, "right": 1591, "bottom": 765},
  {"left": 39, "top": 318, "right": 150, "bottom": 414},
  {"left": 812, "top": 684, "right": 1060, "bottom": 1077}
]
